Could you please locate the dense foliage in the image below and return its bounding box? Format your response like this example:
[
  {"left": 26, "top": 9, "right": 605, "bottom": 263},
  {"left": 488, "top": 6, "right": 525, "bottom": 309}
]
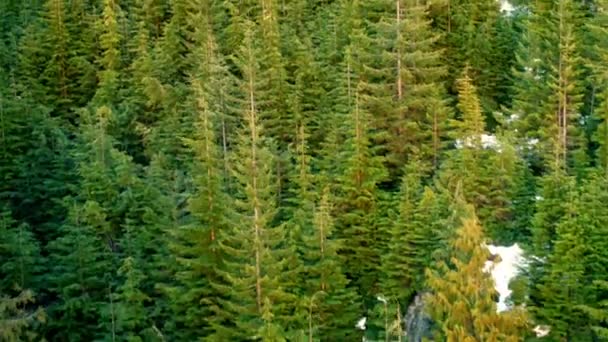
[{"left": 1, "top": 0, "right": 608, "bottom": 340}]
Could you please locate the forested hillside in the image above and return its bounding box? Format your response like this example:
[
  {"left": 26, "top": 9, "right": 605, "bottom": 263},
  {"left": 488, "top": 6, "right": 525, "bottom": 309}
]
[{"left": 1, "top": 0, "right": 608, "bottom": 340}]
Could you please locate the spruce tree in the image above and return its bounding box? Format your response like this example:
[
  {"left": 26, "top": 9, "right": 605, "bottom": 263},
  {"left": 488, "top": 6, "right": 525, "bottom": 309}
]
[
  {"left": 533, "top": 189, "right": 592, "bottom": 340},
  {"left": 165, "top": 5, "right": 230, "bottom": 337},
  {"left": 0, "top": 209, "right": 42, "bottom": 295},
  {"left": 109, "top": 256, "right": 152, "bottom": 341},
  {"left": 381, "top": 160, "right": 423, "bottom": 300},
  {"left": 432, "top": 0, "right": 502, "bottom": 114},
  {"left": 425, "top": 207, "right": 528, "bottom": 341},
  {"left": 440, "top": 72, "right": 518, "bottom": 241},
  {"left": 370, "top": 0, "right": 450, "bottom": 173},
  {"left": 510, "top": 0, "right": 586, "bottom": 172},
  {"left": 0, "top": 290, "right": 45, "bottom": 342},
  {"left": 532, "top": 172, "right": 608, "bottom": 340},
  {"left": 383, "top": 182, "right": 446, "bottom": 304},
  {"left": 208, "top": 23, "right": 296, "bottom": 340},
  {"left": 335, "top": 43, "right": 388, "bottom": 299},
  {"left": 587, "top": 0, "right": 608, "bottom": 174},
  {"left": 301, "top": 186, "right": 362, "bottom": 341}
]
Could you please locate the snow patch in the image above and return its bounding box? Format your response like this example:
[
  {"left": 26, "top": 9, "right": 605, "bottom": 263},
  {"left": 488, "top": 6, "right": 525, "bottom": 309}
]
[
  {"left": 506, "top": 113, "right": 519, "bottom": 124},
  {"left": 484, "top": 243, "right": 526, "bottom": 312},
  {"left": 527, "top": 138, "right": 539, "bottom": 146},
  {"left": 499, "top": 0, "right": 515, "bottom": 14},
  {"left": 356, "top": 317, "right": 367, "bottom": 330},
  {"left": 455, "top": 134, "right": 501, "bottom": 150},
  {"left": 533, "top": 325, "right": 551, "bottom": 337}
]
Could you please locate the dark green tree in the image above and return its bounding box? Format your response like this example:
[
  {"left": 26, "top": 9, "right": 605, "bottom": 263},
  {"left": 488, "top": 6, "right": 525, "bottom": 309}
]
[{"left": 208, "top": 23, "right": 296, "bottom": 340}]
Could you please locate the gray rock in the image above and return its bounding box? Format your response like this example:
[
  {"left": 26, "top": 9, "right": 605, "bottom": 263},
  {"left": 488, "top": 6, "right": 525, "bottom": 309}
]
[{"left": 404, "top": 293, "right": 434, "bottom": 342}]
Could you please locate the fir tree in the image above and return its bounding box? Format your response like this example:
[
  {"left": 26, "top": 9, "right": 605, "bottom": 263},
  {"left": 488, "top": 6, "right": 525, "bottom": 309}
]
[
  {"left": 370, "top": 0, "right": 450, "bottom": 173},
  {"left": 425, "top": 207, "right": 528, "bottom": 341},
  {"left": 209, "top": 23, "right": 296, "bottom": 340},
  {"left": 510, "top": 0, "right": 586, "bottom": 172},
  {"left": 433, "top": 0, "right": 502, "bottom": 114},
  {"left": 533, "top": 190, "right": 592, "bottom": 340},
  {"left": 587, "top": 0, "right": 608, "bottom": 174},
  {"left": 532, "top": 172, "right": 608, "bottom": 340},
  {"left": 0, "top": 209, "right": 42, "bottom": 295},
  {"left": 165, "top": 6, "right": 230, "bottom": 337},
  {"left": 301, "top": 186, "right": 362, "bottom": 341},
  {"left": 0, "top": 290, "right": 45, "bottom": 342},
  {"left": 110, "top": 257, "right": 152, "bottom": 341},
  {"left": 335, "top": 43, "right": 388, "bottom": 299}
]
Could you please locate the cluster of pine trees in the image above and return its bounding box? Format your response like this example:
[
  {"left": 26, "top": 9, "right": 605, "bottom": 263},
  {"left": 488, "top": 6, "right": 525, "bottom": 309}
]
[{"left": 2, "top": 0, "right": 608, "bottom": 340}]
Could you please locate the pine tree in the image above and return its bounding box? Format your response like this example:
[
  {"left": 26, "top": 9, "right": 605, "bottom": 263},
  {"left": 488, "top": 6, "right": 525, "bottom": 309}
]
[
  {"left": 510, "top": 0, "right": 586, "bottom": 172},
  {"left": 381, "top": 160, "right": 423, "bottom": 300},
  {"left": 530, "top": 171, "right": 576, "bottom": 258},
  {"left": 208, "top": 23, "right": 296, "bottom": 340},
  {"left": 577, "top": 280, "right": 608, "bottom": 340},
  {"left": 432, "top": 0, "right": 502, "bottom": 114},
  {"left": 301, "top": 186, "right": 362, "bottom": 341},
  {"left": 41, "top": 0, "right": 98, "bottom": 119},
  {"left": 46, "top": 201, "right": 115, "bottom": 341},
  {"left": 383, "top": 181, "right": 446, "bottom": 304},
  {"left": 46, "top": 105, "right": 141, "bottom": 340},
  {"left": 532, "top": 172, "right": 608, "bottom": 340},
  {"left": 165, "top": 6, "right": 230, "bottom": 337},
  {"left": 94, "top": 0, "right": 122, "bottom": 107},
  {"left": 533, "top": 190, "right": 593, "bottom": 340},
  {"left": 0, "top": 208, "right": 42, "bottom": 295},
  {"left": 110, "top": 257, "right": 152, "bottom": 341},
  {"left": 335, "top": 42, "right": 388, "bottom": 299},
  {"left": 0, "top": 290, "right": 45, "bottom": 342},
  {"left": 370, "top": 0, "right": 450, "bottom": 173},
  {"left": 425, "top": 207, "right": 528, "bottom": 341},
  {"left": 587, "top": 0, "right": 608, "bottom": 174},
  {"left": 2, "top": 52, "right": 74, "bottom": 244},
  {"left": 41, "top": 0, "right": 71, "bottom": 112}
]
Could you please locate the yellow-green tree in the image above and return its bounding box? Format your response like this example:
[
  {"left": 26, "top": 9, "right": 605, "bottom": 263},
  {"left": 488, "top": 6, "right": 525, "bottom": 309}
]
[{"left": 425, "top": 207, "right": 528, "bottom": 341}]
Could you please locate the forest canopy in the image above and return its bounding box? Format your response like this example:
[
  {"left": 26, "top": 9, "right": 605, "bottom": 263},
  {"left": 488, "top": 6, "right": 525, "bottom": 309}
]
[{"left": 1, "top": 0, "right": 608, "bottom": 341}]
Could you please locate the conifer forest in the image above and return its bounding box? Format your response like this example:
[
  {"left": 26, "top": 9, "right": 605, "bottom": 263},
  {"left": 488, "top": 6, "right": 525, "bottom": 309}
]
[{"left": 4, "top": 0, "right": 608, "bottom": 340}]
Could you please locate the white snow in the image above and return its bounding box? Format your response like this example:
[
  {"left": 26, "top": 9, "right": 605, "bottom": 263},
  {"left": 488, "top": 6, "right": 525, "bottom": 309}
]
[
  {"left": 356, "top": 317, "right": 367, "bottom": 330},
  {"left": 499, "top": 0, "right": 515, "bottom": 14},
  {"left": 533, "top": 325, "right": 551, "bottom": 337},
  {"left": 507, "top": 113, "right": 519, "bottom": 124},
  {"left": 455, "top": 134, "right": 501, "bottom": 150},
  {"left": 527, "top": 138, "right": 539, "bottom": 146},
  {"left": 484, "top": 244, "right": 526, "bottom": 312}
]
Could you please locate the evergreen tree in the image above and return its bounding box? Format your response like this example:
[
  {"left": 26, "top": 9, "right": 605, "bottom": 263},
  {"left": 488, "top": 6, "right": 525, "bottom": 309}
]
[
  {"left": 46, "top": 202, "right": 115, "bottom": 340},
  {"left": 530, "top": 171, "right": 576, "bottom": 258},
  {"left": 109, "top": 257, "right": 152, "bottom": 341},
  {"left": 533, "top": 188, "right": 591, "bottom": 340},
  {"left": 370, "top": 0, "right": 450, "bottom": 173},
  {"left": 0, "top": 209, "right": 42, "bottom": 295},
  {"left": 532, "top": 172, "right": 608, "bottom": 340},
  {"left": 165, "top": 5, "right": 231, "bottom": 337},
  {"left": 381, "top": 160, "right": 424, "bottom": 300},
  {"left": 301, "top": 186, "right": 362, "bottom": 341},
  {"left": 440, "top": 72, "right": 519, "bottom": 241},
  {"left": 587, "top": 0, "right": 608, "bottom": 174},
  {"left": 384, "top": 183, "right": 446, "bottom": 304},
  {"left": 209, "top": 23, "right": 296, "bottom": 340},
  {"left": 335, "top": 42, "right": 388, "bottom": 299},
  {"left": 510, "top": 0, "right": 586, "bottom": 172},
  {"left": 425, "top": 207, "right": 528, "bottom": 341},
  {"left": 0, "top": 290, "right": 45, "bottom": 342},
  {"left": 432, "top": 0, "right": 503, "bottom": 114}
]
